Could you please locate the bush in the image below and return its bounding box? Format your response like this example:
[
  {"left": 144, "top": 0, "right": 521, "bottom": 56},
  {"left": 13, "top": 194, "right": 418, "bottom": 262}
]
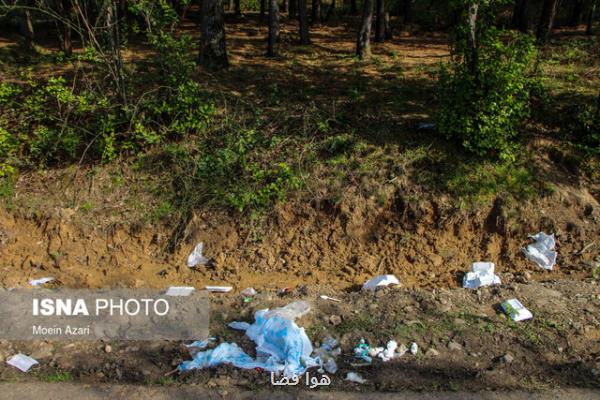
[
  {"left": 436, "top": 3, "right": 536, "bottom": 161},
  {"left": 576, "top": 103, "right": 600, "bottom": 154}
]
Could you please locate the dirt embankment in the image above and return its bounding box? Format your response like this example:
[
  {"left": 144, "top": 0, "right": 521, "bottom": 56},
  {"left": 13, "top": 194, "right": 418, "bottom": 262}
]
[{"left": 0, "top": 182, "right": 598, "bottom": 291}]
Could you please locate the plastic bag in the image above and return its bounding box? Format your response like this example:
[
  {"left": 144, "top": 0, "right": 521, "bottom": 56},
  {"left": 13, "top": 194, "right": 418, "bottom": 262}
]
[
  {"left": 524, "top": 232, "right": 557, "bottom": 270},
  {"left": 187, "top": 242, "right": 209, "bottom": 267},
  {"left": 362, "top": 275, "right": 400, "bottom": 291},
  {"left": 462, "top": 262, "right": 501, "bottom": 289}
]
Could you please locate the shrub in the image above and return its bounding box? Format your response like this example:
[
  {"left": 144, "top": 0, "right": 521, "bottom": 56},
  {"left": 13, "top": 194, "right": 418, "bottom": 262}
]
[{"left": 436, "top": 2, "right": 536, "bottom": 161}]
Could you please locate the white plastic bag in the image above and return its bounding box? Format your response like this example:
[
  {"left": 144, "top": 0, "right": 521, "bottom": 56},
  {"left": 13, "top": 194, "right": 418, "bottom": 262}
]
[
  {"left": 524, "top": 232, "right": 557, "bottom": 270},
  {"left": 462, "top": 262, "right": 501, "bottom": 289},
  {"left": 187, "top": 242, "right": 209, "bottom": 267},
  {"left": 362, "top": 275, "right": 400, "bottom": 291},
  {"left": 7, "top": 354, "right": 38, "bottom": 372}
]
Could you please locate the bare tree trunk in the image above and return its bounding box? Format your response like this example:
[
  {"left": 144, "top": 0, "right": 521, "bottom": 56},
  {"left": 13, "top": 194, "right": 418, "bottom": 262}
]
[
  {"left": 512, "top": 0, "right": 528, "bottom": 32},
  {"left": 234, "top": 0, "right": 241, "bottom": 16},
  {"left": 229, "top": 0, "right": 235, "bottom": 12},
  {"left": 568, "top": 0, "right": 584, "bottom": 26},
  {"left": 267, "top": 0, "right": 279, "bottom": 57},
  {"left": 325, "top": 0, "right": 335, "bottom": 21},
  {"left": 537, "top": 0, "right": 559, "bottom": 44},
  {"left": 298, "top": 0, "right": 310, "bottom": 44},
  {"left": 200, "top": 0, "right": 229, "bottom": 70},
  {"left": 402, "top": 0, "right": 412, "bottom": 24},
  {"left": 282, "top": 0, "right": 289, "bottom": 14},
  {"left": 384, "top": 11, "right": 392, "bottom": 39},
  {"left": 374, "top": 0, "right": 385, "bottom": 42},
  {"left": 60, "top": 0, "right": 72, "bottom": 56},
  {"left": 312, "top": 0, "right": 321, "bottom": 23},
  {"left": 356, "top": 0, "right": 373, "bottom": 59},
  {"left": 289, "top": 0, "right": 297, "bottom": 18},
  {"left": 260, "top": 0, "right": 267, "bottom": 21},
  {"left": 350, "top": 0, "right": 357, "bottom": 14},
  {"left": 19, "top": 1, "right": 35, "bottom": 50},
  {"left": 466, "top": 3, "right": 479, "bottom": 78},
  {"left": 588, "top": 0, "right": 597, "bottom": 34}
]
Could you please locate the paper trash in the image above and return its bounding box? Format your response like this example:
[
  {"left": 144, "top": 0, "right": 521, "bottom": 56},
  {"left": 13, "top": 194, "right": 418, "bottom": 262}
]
[
  {"left": 346, "top": 372, "right": 367, "bottom": 384},
  {"left": 241, "top": 287, "right": 257, "bottom": 297},
  {"left": 179, "top": 301, "right": 318, "bottom": 378},
  {"left": 524, "top": 232, "right": 557, "bottom": 270},
  {"left": 362, "top": 275, "right": 400, "bottom": 291},
  {"left": 501, "top": 298, "right": 533, "bottom": 322},
  {"left": 187, "top": 242, "right": 209, "bottom": 267},
  {"left": 165, "top": 286, "right": 195, "bottom": 296},
  {"left": 206, "top": 286, "right": 232, "bottom": 293},
  {"left": 28, "top": 277, "right": 54, "bottom": 286},
  {"left": 462, "top": 262, "right": 501, "bottom": 289},
  {"left": 7, "top": 354, "right": 38, "bottom": 372}
]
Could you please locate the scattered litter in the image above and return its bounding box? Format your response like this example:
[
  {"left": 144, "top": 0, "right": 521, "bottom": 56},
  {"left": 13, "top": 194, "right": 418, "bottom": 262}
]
[
  {"left": 179, "top": 301, "right": 317, "bottom": 378},
  {"left": 345, "top": 372, "right": 367, "bottom": 384},
  {"left": 418, "top": 122, "right": 436, "bottom": 130},
  {"left": 7, "top": 354, "right": 38, "bottom": 372},
  {"left": 501, "top": 298, "right": 533, "bottom": 322},
  {"left": 185, "top": 337, "right": 216, "bottom": 350},
  {"left": 206, "top": 286, "right": 232, "bottom": 293},
  {"left": 28, "top": 277, "right": 54, "bottom": 286},
  {"left": 397, "top": 343, "right": 408, "bottom": 357},
  {"left": 241, "top": 287, "right": 257, "bottom": 297},
  {"left": 353, "top": 338, "right": 372, "bottom": 363},
  {"left": 462, "top": 262, "right": 501, "bottom": 289},
  {"left": 524, "top": 232, "right": 557, "bottom": 270},
  {"left": 362, "top": 275, "right": 400, "bottom": 291},
  {"left": 165, "top": 286, "right": 195, "bottom": 296},
  {"left": 409, "top": 342, "right": 418, "bottom": 355},
  {"left": 243, "top": 297, "right": 253, "bottom": 303},
  {"left": 277, "top": 287, "right": 293, "bottom": 296},
  {"left": 228, "top": 321, "right": 251, "bottom": 330},
  {"left": 378, "top": 340, "right": 398, "bottom": 362},
  {"left": 319, "top": 295, "right": 341, "bottom": 302},
  {"left": 187, "top": 242, "right": 209, "bottom": 267},
  {"left": 324, "top": 358, "right": 338, "bottom": 374}
]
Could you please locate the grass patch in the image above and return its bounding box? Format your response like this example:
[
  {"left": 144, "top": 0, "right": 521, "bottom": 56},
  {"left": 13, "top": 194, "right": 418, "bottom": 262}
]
[{"left": 42, "top": 371, "right": 74, "bottom": 382}]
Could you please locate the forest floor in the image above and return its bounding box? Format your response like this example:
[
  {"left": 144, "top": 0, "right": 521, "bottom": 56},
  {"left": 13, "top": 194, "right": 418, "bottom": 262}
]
[{"left": 0, "top": 14, "right": 599, "bottom": 393}]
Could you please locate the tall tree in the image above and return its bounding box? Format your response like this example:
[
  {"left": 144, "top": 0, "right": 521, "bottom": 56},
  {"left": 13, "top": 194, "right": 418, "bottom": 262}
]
[
  {"left": 356, "top": 0, "right": 374, "bottom": 59},
  {"left": 260, "top": 0, "right": 267, "bottom": 21},
  {"left": 289, "top": 0, "right": 298, "bottom": 18},
  {"left": 312, "top": 0, "right": 321, "bottom": 23},
  {"left": 200, "top": 0, "right": 229, "bottom": 70},
  {"left": 374, "top": 0, "right": 385, "bottom": 42},
  {"left": 59, "top": 0, "right": 72, "bottom": 56},
  {"left": 267, "top": 0, "right": 279, "bottom": 56},
  {"left": 568, "top": 0, "right": 585, "bottom": 26},
  {"left": 402, "top": 0, "right": 412, "bottom": 24},
  {"left": 298, "top": 0, "right": 310, "bottom": 44},
  {"left": 282, "top": 0, "right": 289, "bottom": 14},
  {"left": 325, "top": 0, "right": 335, "bottom": 20},
  {"left": 512, "top": 0, "right": 529, "bottom": 32},
  {"left": 537, "top": 0, "right": 559, "bottom": 44},
  {"left": 466, "top": 2, "right": 479, "bottom": 77},
  {"left": 588, "top": 0, "right": 598, "bottom": 34},
  {"left": 350, "top": 0, "right": 357, "bottom": 14},
  {"left": 234, "top": 0, "right": 241, "bottom": 16},
  {"left": 19, "top": 0, "right": 35, "bottom": 50}
]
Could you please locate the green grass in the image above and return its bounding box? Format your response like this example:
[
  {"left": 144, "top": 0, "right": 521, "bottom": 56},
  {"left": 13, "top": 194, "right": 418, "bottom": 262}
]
[{"left": 42, "top": 371, "right": 74, "bottom": 382}]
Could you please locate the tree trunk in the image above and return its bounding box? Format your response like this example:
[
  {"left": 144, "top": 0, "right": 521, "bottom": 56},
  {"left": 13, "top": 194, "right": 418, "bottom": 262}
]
[
  {"left": 384, "top": 11, "right": 392, "bottom": 39},
  {"left": 260, "top": 0, "right": 267, "bottom": 21},
  {"left": 289, "top": 0, "right": 297, "bottom": 18},
  {"left": 466, "top": 3, "right": 479, "bottom": 78},
  {"left": 234, "top": 0, "right": 241, "bottom": 16},
  {"left": 402, "top": 0, "right": 412, "bottom": 24},
  {"left": 512, "top": 0, "right": 528, "bottom": 32},
  {"left": 356, "top": 0, "right": 374, "bottom": 59},
  {"left": 60, "top": 0, "right": 72, "bottom": 56},
  {"left": 229, "top": 0, "right": 235, "bottom": 12},
  {"left": 19, "top": 1, "right": 35, "bottom": 50},
  {"left": 537, "top": 0, "right": 559, "bottom": 44},
  {"left": 568, "top": 0, "right": 584, "bottom": 26},
  {"left": 282, "top": 0, "right": 289, "bottom": 14},
  {"left": 350, "top": 0, "right": 357, "bottom": 14},
  {"left": 200, "top": 0, "right": 229, "bottom": 70},
  {"left": 312, "top": 0, "right": 321, "bottom": 23},
  {"left": 375, "top": 0, "right": 385, "bottom": 42},
  {"left": 588, "top": 0, "right": 597, "bottom": 34},
  {"left": 298, "top": 0, "right": 310, "bottom": 44},
  {"left": 325, "top": 0, "right": 335, "bottom": 21},
  {"left": 267, "top": 0, "right": 279, "bottom": 57}
]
